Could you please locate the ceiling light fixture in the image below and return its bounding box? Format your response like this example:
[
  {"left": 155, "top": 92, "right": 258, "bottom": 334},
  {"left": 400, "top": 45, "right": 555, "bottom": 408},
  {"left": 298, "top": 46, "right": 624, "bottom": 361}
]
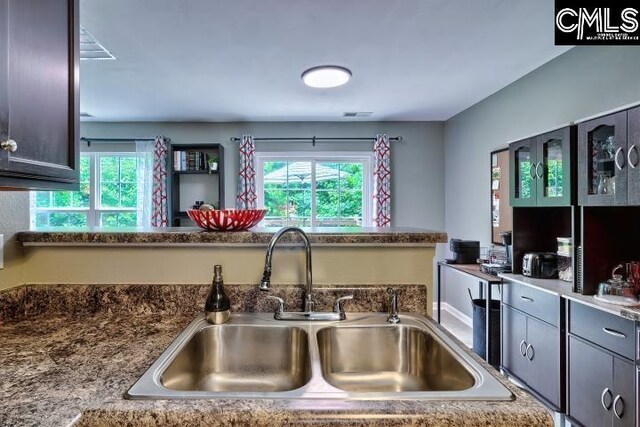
[{"left": 302, "top": 66, "right": 352, "bottom": 88}]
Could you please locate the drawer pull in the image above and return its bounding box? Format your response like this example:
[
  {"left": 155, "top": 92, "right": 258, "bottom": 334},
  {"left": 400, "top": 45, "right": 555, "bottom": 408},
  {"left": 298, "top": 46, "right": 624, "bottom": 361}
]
[
  {"left": 601, "top": 388, "right": 612, "bottom": 411},
  {"left": 519, "top": 340, "right": 527, "bottom": 357},
  {"left": 613, "top": 395, "right": 624, "bottom": 419},
  {"left": 0, "top": 139, "right": 17, "bottom": 152},
  {"left": 602, "top": 327, "right": 626, "bottom": 338},
  {"left": 525, "top": 343, "right": 534, "bottom": 361},
  {"left": 520, "top": 295, "right": 534, "bottom": 302}
]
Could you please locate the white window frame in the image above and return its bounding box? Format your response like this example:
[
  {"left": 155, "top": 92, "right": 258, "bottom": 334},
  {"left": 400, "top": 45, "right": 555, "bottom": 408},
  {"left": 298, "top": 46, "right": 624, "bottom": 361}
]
[
  {"left": 31, "top": 152, "right": 139, "bottom": 228},
  {"left": 255, "top": 151, "right": 374, "bottom": 227}
]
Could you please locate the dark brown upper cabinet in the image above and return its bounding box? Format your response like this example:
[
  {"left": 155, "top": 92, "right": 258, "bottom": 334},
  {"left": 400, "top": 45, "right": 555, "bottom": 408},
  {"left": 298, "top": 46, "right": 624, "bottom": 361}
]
[
  {"left": 578, "top": 111, "right": 629, "bottom": 206},
  {"left": 0, "top": 0, "right": 79, "bottom": 190},
  {"left": 509, "top": 127, "right": 574, "bottom": 207}
]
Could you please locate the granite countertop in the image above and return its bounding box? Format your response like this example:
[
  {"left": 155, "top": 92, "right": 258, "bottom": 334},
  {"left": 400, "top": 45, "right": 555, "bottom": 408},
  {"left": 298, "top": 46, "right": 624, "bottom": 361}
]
[
  {"left": 16, "top": 227, "right": 447, "bottom": 247},
  {"left": 499, "top": 273, "right": 640, "bottom": 321},
  {"left": 0, "top": 284, "right": 553, "bottom": 427}
]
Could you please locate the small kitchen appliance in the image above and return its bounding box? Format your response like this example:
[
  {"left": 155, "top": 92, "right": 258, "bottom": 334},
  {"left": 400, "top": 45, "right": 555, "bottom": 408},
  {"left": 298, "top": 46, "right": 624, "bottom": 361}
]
[
  {"left": 522, "top": 252, "right": 558, "bottom": 279},
  {"left": 447, "top": 239, "right": 480, "bottom": 264}
]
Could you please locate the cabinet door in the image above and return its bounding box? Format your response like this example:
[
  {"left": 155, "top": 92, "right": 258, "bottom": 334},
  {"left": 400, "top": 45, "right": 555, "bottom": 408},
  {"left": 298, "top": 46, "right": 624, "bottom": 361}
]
[
  {"left": 578, "top": 112, "right": 628, "bottom": 206},
  {"left": 509, "top": 138, "right": 537, "bottom": 207},
  {"left": 536, "top": 127, "right": 573, "bottom": 207},
  {"left": 526, "top": 316, "right": 560, "bottom": 407},
  {"left": 0, "top": 0, "right": 79, "bottom": 188},
  {"left": 612, "top": 356, "right": 635, "bottom": 427},
  {"left": 568, "top": 336, "right": 613, "bottom": 427},
  {"left": 627, "top": 106, "right": 640, "bottom": 205},
  {"left": 501, "top": 305, "right": 528, "bottom": 383}
]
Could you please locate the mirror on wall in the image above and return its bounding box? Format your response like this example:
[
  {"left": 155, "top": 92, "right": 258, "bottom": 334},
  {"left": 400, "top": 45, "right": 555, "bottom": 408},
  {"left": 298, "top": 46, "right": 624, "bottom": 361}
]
[{"left": 491, "top": 148, "right": 512, "bottom": 245}]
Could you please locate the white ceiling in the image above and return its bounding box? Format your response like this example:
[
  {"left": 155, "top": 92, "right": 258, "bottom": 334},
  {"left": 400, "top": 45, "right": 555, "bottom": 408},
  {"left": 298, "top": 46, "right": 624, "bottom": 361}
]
[{"left": 79, "top": 0, "right": 571, "bottom": 122}]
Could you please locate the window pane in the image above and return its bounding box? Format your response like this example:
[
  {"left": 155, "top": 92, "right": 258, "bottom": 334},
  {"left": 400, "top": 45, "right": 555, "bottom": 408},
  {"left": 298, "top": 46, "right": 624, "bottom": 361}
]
[
  {"left": 69, "top": 213, "right": 88, "bottom": 227},
  {"left": 118, "top": 212, "right": 137, "bottom": 227},
  {"left": 100, "top": 212, "right": 118, "bottom": 227},
  {"left": 316, "top": 190, "right": 339, "bottom": 218},
  {"left": 120, "top": 157, "right": 137, "bottom": 183},
  {"left": 49, "top": 212, "right": 69, "bottom": 227},
  {"left": 71, "top": 183, "right": 90, "bottom": 208},
  {"left": 287, "top": 190, "right": 312, "bottom": 221},
  {"left": 80, "top": 156, "right": 90, "bottom": 182},
  {"left": 100, "top": 157, "right": 119, "bottom": 182},
  {"left": 120, "top": 183, "right": 137, "bottom": 208},
  {"left": 101, "top": 183, "right": 120, "bottom": 207},
  {"left": 264, "top": 189, "right": 287, "bottom": 220},
  {"left": 35, "top": 192, "right": 51, "bottom": 208},
  {"left": 35, "top": 212, "right": 49, "bottom": 228},
  {"left": 339, "top": 163, "right": 363, "bottom": 190},
  {"left": 316, "top": 162, "right": 339, "bottom": 190},
  {"left": 340, "top": 190, "right": 363, "bottom": 217},
  {"left": 53, "top": 191, "right": 72, "bottom": 208}
]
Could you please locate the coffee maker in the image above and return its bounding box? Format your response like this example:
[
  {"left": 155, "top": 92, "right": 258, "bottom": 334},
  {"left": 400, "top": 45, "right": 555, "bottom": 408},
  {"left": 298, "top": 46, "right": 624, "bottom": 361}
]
[{"left": 500, "top": 231, "right": 513, "bottom": 268}]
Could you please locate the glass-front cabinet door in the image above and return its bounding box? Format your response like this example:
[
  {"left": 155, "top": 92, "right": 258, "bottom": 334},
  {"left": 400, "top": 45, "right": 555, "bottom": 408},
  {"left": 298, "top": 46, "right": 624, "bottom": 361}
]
[
  {"left": 578, "top": 111, "right": 628, "bottom": 206},
  {"left": 536, "top": 127, "right": 573, "bottom": 206},
  {"left": 627, "top": 106, "right": 640, "bottom": 205},
  {"left": 509, "top": 137, "right": 536, "bottom": 207}
]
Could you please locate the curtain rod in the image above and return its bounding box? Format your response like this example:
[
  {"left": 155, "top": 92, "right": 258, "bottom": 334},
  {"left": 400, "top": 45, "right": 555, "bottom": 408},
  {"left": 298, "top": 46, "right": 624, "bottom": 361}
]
[
  {"left": 80, "top": 137, "right": 160, "bottom": 147},
  {"left": 229, "top": 136, "right": 403, "bottom": 145}
]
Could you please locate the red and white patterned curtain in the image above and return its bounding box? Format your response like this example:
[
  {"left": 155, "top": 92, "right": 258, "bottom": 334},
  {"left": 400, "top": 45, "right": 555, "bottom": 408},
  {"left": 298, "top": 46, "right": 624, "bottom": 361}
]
[
  {"left": 151, "top": 136, "right": 169, "bottom": 227},
  {"left": 236, "top": 134, "right": 257, "bottom": 209},
  {"left": 373, "top": 134, "right": 391, "bottom": 227}
]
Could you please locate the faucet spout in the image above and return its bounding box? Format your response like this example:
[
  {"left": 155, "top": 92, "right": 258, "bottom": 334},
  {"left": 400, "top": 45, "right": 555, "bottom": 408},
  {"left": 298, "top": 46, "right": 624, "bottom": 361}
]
[{"left": 260, "top": 227, "right": 314, "bottom": 311}]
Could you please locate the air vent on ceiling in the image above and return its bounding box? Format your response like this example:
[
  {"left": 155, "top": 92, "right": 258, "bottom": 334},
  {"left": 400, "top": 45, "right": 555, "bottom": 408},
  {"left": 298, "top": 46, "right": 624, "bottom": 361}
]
[
  {"left": 343, "top": 112, "right": 373, "bottom": 118},
  {"left": 80, "top": 27, "right": 116, "bottom": 60}
]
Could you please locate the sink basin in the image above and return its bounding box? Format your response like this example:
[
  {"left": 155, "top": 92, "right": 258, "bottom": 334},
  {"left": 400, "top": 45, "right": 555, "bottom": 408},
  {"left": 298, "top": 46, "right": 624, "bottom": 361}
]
[
  {"left": 316, "top": 325, "right": 475, "bottom": 392},
  {"left": 161, "top": 325, "right": 311, "bottom": 392},
  {"left": 126, "top": 312, "right": 513, "bottom": 400}
]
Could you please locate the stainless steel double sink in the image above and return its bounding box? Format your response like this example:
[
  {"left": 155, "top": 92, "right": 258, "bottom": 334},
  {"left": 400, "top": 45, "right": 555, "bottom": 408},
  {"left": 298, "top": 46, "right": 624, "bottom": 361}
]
[{"left": 126, "top": 313, "right": 512, "bottom": 400}]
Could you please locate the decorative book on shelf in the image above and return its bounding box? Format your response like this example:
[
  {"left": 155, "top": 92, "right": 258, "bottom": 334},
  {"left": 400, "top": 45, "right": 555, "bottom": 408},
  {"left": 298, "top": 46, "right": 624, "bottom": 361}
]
[{"left": 173, "top": 150, "right": 211, "bottom": 172}]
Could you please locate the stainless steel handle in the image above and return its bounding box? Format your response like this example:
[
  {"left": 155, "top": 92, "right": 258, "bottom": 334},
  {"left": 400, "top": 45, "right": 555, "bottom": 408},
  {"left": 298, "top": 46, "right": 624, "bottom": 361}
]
[
  {"left": 265, "top": 295, "right": 285, "bottom": 315},
  {"left": 526, "top": 343, "right": 534, "bottom": 361},
  {"left": 615, "top": 147, "right": 625, "bottom": 170},
  {"left": 519, "top": 340, "right": 527, "bottom": 357},
  {"left": 333, "top": 295, "right": 353, "bottom": 313},
  {"left": 529, "top": 163, "right": 536, "bottom": 179},
  {"left": 520, "top": 295, "right": 534, "bottom": 302},
  {"left": 602, "top": 327, "right": 627, "bottom": 338},
  {"left": 613, "top": 395, "right": 624, "bottom": 419},
  {"left": 601, "top": 388, "right": 612, "bottom": 411},
  {"left": 0, "top": 139, "right": 17, "bottom": 152},
  {"left": 628, "top": 144, "right": 638, "bottom": 169},
  {"left": 535, "top": 162, "right": 543, "bottom": 180}
]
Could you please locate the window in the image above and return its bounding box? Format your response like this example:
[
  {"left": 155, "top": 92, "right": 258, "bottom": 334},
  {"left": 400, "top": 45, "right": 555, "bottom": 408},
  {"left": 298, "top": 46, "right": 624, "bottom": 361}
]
[
  {"left": 256, "top": 152, "right": 373, "bottom": 227},
  {"left": 31, "top": 153, "right": 140, "bottom": 228}
]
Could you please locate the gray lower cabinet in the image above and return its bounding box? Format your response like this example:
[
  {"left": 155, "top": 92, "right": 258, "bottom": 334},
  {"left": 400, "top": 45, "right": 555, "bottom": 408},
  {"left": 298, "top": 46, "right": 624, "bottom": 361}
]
[
  {"left": 501, "top": 304, "right": 561, "bottom": 409},
  {"left": 568, "top": 336, "right": 635, "bottom": 427}
]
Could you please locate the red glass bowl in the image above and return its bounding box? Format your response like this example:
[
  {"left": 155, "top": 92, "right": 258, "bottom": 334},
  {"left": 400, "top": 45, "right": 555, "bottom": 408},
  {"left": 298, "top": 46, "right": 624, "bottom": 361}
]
[{"left": 187, "top": 209, "right": 267, "bottom": 231}]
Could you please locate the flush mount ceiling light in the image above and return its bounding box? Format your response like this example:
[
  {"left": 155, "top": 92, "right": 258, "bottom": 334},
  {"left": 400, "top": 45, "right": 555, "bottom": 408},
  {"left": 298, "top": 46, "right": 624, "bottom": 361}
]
[{"left": 302, "top": 66, "right": 352, "bottom": 88}]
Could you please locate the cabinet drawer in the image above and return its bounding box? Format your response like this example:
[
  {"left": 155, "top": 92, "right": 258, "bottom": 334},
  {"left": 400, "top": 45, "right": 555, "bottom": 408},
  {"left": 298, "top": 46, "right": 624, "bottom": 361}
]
[
  {"left": 569, "top": 301, "right": 634, "bottom": 360},
  {"left": 502, "top": 281, "right": 559, "bottom": 326}
]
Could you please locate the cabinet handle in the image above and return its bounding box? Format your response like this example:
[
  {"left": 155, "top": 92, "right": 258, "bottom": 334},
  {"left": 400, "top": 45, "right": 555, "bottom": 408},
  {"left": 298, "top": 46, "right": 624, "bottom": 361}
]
[
  {"left": 0, "top": 139, "right": 17, "bottom": 152},
  {"left": 601, "top": 388, "right": 612, "bottom": 411},
  {"left": 613, "top": 395, "right": 624, "bottom": 419},
  {"left": 628, "top": 144, "right": 638, "bottom": 169},
  {"left": 615, "top": 147, "right": 625, "bottom": 170},
  {"left": 535, "top": 162, "right": 543, "bottom": 180},
  {"left": 529, "top": 163, "right": 536, "bottom": 180},
  {"left": 602, "top": 327, "right": 626, "bottom": 338},
  {"left": 525, "top": 343, "right": 534, "bottom": 361},
  {"left": 519, "top": 340, "right": 527, "bottom": 357},
  {"left": 520, "top": 295, "right": 534, "bottom": 302}
]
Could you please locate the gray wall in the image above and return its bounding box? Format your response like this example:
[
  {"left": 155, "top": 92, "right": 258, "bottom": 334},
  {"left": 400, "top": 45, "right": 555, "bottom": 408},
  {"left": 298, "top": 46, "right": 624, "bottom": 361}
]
[
  {"left": 442, "top": 46, "right": 640, "bottom": 317},
  {"left": 81, "top": 121, "right": 445, "bottom": 230}
]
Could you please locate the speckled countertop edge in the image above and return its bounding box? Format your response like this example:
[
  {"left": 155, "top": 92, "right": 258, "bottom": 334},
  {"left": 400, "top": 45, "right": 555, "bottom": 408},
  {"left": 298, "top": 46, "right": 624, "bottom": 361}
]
[
  {"left": 15, "top": 227, "right": 448, "bottom": 246},
  {"left": 0, "top": 284, "right": 553, "bottom": 427},
  {"left": 499, "top": 273, "right": 640, "bottom": 321}
]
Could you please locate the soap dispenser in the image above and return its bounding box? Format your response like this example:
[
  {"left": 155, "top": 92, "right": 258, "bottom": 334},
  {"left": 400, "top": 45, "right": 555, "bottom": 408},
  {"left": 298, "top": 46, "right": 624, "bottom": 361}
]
[{"left": 205, "top": 265, "right": 231, "bottom": 324}]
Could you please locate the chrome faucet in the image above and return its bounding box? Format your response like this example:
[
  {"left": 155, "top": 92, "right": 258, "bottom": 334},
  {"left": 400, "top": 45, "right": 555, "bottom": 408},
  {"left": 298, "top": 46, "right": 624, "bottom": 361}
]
[
  {"left": 387, "top": 287, "right": 400, "bottom": 324},
  {"left": 260, "top": 226, "right": 315, "bottom": 312},
  {"left": 259, "top": 226, "right": 352, "bottom": 321}
]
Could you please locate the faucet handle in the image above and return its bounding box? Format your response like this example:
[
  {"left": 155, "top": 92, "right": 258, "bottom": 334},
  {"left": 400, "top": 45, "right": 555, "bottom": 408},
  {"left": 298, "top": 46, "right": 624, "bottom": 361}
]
[
  {"left": 333, "top": 295, "right": 354, "bottom": 314},
  {"left": 265, "top": 295, "right": 285, "bottom": 315}
]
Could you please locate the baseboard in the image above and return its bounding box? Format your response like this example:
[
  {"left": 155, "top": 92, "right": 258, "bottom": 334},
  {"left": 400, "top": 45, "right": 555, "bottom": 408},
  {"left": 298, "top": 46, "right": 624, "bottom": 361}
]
[{"left": 434, "top": 302, "right": 472, "bottom": 328}]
